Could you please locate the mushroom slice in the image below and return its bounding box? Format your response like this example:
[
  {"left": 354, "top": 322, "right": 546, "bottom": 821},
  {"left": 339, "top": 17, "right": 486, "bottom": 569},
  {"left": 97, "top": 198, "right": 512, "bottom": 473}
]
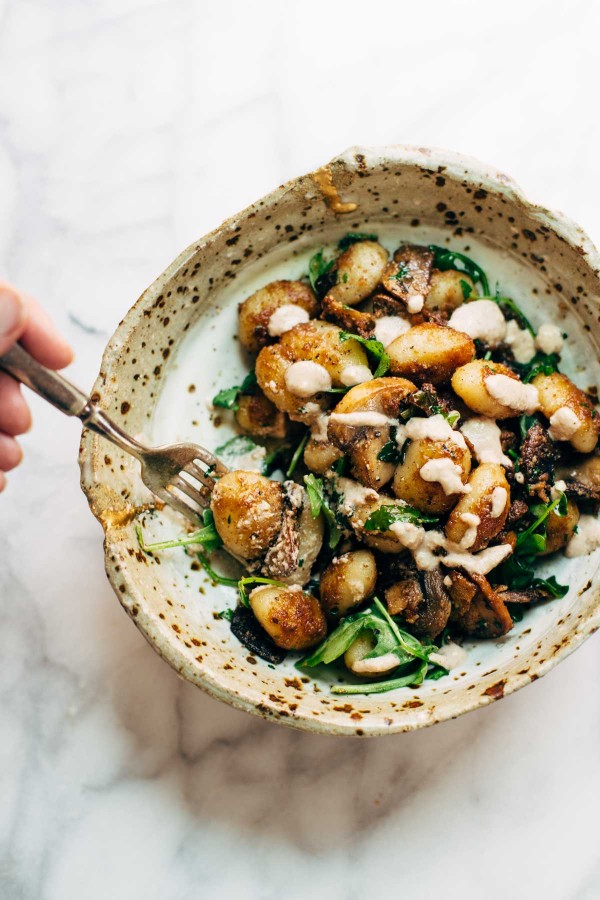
[
  {"left": 380, "top": 244, "right": 434, "bottom": 304},
  {"left": 450, "top": 571, "right": 513, "bottom": 638},
  {"left": 261, "top": 481, "right": 304, "bottom": 579}
]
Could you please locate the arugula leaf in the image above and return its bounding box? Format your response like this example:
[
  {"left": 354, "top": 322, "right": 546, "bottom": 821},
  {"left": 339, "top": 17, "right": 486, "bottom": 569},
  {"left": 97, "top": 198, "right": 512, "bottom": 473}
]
[
  {"left": 460, "top": 278, "right": 473, "bottom": 300},
  {"left": 308, "top": 250, "right": 336, "bottom": 297},
  {"left": 136, "top": 508, "right": 223, "bottom": 555},
  {"left": 212, "top": 370, "right": 257, "bottom": 410},
  {"left": 339, "top": 330, "right": 390, "bottom": 377},
  {"left": 428, "top": 245, "right": 490, "bottom": 295},
  {"left": 215, "top": 435, "right": 259, "bottom": 457},
  {"left": 303, "top": 474, "right": 344, "bottom": 548},
  {"left": 425, "top": 664, "right": 450, "bottom": 681},
  {"left": 363, "top": 503, "right": 439, "bottom": 531},
  {"left": 531, "top": 575, "right": 569, "bottom": 598},
  {"left": 373, "top": 597, "right": 434, "bottom": 662},
  {"left": 286, "top": 431, "right": 309, "bottom": 478},
  {"left": 377, "top": 440, "right": 402, "bottom": 463},
  {"left": 338, "top": 232, "right": 378, "bottom": 250},
  {"left": 521, "top": 352, "right": 560, "bottom": 383},
  {"left": 196, "top": 550, "right": 239, "bottom": 587},
  {"left": 330, "top": 659, "right": 428, "bottom": 695},
  {"left": 520, "top": 413, "right": 538, "bottom": 439},
  {"left": 516, "top": 492, "right": 567, "bottom": 551},
  {"left": 400, "top": 389, "right": 460, "bottom": 427},
  {"left": 332, "top": 455, "right": 348, "bottom": 476}
]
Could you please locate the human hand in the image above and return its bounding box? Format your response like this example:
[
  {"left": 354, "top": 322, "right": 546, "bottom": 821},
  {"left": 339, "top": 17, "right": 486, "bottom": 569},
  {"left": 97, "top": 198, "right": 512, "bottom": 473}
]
[{"left": 0, "top": 282, "right": 73, "bottom": 492}]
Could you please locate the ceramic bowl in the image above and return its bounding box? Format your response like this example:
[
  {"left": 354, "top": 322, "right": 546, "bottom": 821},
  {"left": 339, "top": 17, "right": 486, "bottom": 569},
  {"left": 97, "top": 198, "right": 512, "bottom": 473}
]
[{"left": 79, "top": 145, "right": 600, "bottom": 736}]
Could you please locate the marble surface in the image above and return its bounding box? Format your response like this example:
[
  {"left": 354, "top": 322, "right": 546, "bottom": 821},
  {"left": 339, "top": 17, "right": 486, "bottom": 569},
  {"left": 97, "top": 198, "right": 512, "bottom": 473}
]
[{"left": 1, "top": 1, "right": 599, "bottom": 897}]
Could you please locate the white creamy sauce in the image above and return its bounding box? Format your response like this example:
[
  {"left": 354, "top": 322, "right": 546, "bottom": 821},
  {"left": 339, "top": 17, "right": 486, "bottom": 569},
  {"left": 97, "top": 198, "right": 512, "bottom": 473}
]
[
  {"left": 374, "top": 315, "right": 411, "bottom": 347},
  {"left": 515, "top": 472, "right": 525, "bottom": 484},
  {"left": 336, "top": 477, "right": 378, "bottom": 515},
  {"left": 340, "top": 364, "right": 373, "bottom": 386},
  {"left": 566, "top": 514, "right": 600, "bottom": 557},
  {"left": 388, "top": 522, "right": 512, "bottom": 573},
  {"left": 329, "top": 411, "right": 390, "bottom": 427},
  {"left": 406, "top": 293, "right": 424, "bottom": 313},
  {"left": 420, "top": 458, "right": 470, "bottom": 495},
  {"left": 429, "top": 642, "right": 469, "bottom": 671},
  {"left": 536, "top": 322, "right": 564, "bottom": 355},
  {"left": 459, "top": 512, "right": 480, "bottom": 549},
  {"left": 548, "top": 406, "right": 580, "bottom": 441},
  {"left": 505, "top": 319, "right": 536, "bottom": 363},
  {"left": 443, "top": 574, "right": 453, "bottom": 588},
  {"left": 551, "top": 479, "right": 567, "bottom": 501},
  {"left": 395, "top": 423, "right": 408, "bottom": 451},
  {"left": 351, "top": 652, "right": 400, "bottom": 675},
  {"left": 405, "top": 413, "right": 467, "bottom": 449},
  {"left": 460, "top": 416, "right": 512, "bottom": 467},
  {"left": 284, "top": 361, "right": 332, "bottom": 397},
  {"left": 448, "top": 299, "right": 507, "bottom": 345},
  {"left": 490, "top": 486, "right": 508, "bottom": 518},
  {"left": 311, "top": 413, "right": 330, "bottom": 443},
  {"left": 267, "top": 303, "right": 309, "bottom": 336},
  {"left": 485, "top": 373, "right": 539, "bottom": 414}
]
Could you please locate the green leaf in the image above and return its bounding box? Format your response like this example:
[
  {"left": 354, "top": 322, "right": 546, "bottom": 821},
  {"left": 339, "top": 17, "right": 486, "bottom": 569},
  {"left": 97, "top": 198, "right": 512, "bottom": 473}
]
[
  {"left": 302, "top": 616, "right": 368, "bottom": 666},
  {"left": 520, "top": 352, "right": 560, "bottom": 383},
  {"left": 531, "top": 575, "right": 569, "bottom": 598},
  {"left": 332, "top": 455, "right": 348, "bottom": 476},
  {"left": 330, "top": 659, "right": 428, "bottom": 695},
  {"left": 520, "top": 413, "right": 538, "bottom": 439},
  {"left": 212, "top": 370, "right": 257, "bottom": 410},
  {"left": 308, "top": 250, "right": 336, "bottom": 296},
  {"left": 428, "top": 245, "right": 490, "bottom": 295},
  {"left": 216, "top": 608, "right": 234, "bottom": 621},
  {"left": 303, "top": 474, "right": 344, "bottom": 549},
  {"left": 196, "top": 550, "right": 239, "bottom": 587},
  {"left": 377, "top": 440, "right": 402, "bottom": 463},
  {"left": 215, "top": 435, "right": 258, "bottom": 457},
  {"left": 286, "top": 431, "right": 309, "bottom": 478},
  {"left": 425, "top": 664, "right": 450, "bottom": 681},
  {"left": 339, "top": 331, "right": 390, "bottom": 377},
  {"left": 338, "top": 232, "right": 378, "bottom": 250},
  {"left": 516, "top": 492, "right": 566, "bottom": 550},
  {"left": 459, "top": 279, "right": 473, "bottom": 300},
  {"left": 136, "top": 509, "right": 223, "bottom": 555},
  {"left": 363, "top": 503, "right": 439, "bottom": 531}
]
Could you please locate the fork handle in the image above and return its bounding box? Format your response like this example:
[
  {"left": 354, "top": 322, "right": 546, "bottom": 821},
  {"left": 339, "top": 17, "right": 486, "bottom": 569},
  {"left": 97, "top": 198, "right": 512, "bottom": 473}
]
[{"left": 0, "top": 343, "right": 147, "bottom": 461}]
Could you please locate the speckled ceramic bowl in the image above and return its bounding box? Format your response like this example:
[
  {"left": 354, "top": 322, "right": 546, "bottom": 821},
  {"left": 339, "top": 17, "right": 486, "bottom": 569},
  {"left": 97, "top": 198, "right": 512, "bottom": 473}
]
[{"left": 80, "top": 145, "right": 600, "bottom": 736}]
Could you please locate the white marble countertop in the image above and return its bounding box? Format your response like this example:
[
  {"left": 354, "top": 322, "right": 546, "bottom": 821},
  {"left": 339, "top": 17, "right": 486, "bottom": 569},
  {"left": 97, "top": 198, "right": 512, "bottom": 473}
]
[{"left": 1, "top": 2, "right": 599, "bottom": 898}]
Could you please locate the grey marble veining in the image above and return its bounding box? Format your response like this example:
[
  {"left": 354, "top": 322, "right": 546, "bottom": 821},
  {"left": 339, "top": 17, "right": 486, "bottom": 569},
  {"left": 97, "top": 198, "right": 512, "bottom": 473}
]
[{"left": 1, "top": 1, "right": 599, "bottom": 898}]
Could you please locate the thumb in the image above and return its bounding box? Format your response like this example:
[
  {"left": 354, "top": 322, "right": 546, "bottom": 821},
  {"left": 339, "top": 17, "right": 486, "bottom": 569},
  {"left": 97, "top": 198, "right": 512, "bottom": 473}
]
[{"left": 0, "top": 285, "right": 28, "bottom": 355}]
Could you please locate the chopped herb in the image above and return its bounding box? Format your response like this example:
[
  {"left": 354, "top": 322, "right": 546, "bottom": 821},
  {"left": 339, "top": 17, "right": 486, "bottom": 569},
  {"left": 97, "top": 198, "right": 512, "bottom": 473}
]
[
  {"left": 286, "top": 431, "right": 309, "bottom": 477},
  {"left": 308, "top": 250, "right": 336, "bottom": 298},
  {"left": 339, "top": 330, "right": 390, "bottom": 377},
  {"left": 342, "top": 272, "right": 348, "bottom": 283},
  {"left": 390, "top": 262, "right": 410, "bottom": 282},
  {"left": 429, "top": 245, "right": 490, "bottom": 295},
  {"left": 212, "top": 370, "right": 257, "bottom": 411},
  {"left": 338, "top": 232, "right": 378, "bottom": 250},
  {"left": 303, "top": 474, "right": 344, "bottom": 548},
  {"left": 520, "top": 413, "right": 538, "bottom": 439},
  {"left": 363, "top": 503, "right": 439, "bottom": 531},
  {"left": 216, "top": 608, "right": 235, "bottom": 621}
]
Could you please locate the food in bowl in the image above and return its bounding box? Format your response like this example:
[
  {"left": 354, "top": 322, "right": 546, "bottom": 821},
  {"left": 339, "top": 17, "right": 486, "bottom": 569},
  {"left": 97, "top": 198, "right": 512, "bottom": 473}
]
[{"left": 137, "top": 234, "right": 600, "bottom": 696}]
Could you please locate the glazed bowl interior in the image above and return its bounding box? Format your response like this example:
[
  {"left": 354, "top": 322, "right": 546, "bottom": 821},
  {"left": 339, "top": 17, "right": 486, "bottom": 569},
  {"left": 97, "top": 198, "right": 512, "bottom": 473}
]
[{"left": 80, "top": 146, "right": 600, "bottom": 735}]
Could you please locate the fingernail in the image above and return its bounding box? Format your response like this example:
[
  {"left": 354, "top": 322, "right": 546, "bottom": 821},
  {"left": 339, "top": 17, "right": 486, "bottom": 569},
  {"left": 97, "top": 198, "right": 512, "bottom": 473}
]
[{"left": 0, "top": 289, "right": 26, "bottom": 337}]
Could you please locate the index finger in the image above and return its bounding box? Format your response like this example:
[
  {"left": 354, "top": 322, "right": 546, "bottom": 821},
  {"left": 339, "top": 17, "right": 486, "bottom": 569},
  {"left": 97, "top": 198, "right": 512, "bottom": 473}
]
[{"left": 19, "top": 293, "right": 73, "bottom": 370}]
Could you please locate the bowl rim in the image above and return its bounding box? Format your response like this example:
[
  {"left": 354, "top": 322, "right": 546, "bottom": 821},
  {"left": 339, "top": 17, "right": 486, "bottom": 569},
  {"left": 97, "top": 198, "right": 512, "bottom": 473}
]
[{"left": 79, "top": 144, "right": 600, "bottom": 736}]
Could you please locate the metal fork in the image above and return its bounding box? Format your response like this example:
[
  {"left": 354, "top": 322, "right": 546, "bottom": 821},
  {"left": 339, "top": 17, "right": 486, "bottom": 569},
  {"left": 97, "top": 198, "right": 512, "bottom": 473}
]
[{"left": 0, "top": 344, "right": 228, "bottom": 523}]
